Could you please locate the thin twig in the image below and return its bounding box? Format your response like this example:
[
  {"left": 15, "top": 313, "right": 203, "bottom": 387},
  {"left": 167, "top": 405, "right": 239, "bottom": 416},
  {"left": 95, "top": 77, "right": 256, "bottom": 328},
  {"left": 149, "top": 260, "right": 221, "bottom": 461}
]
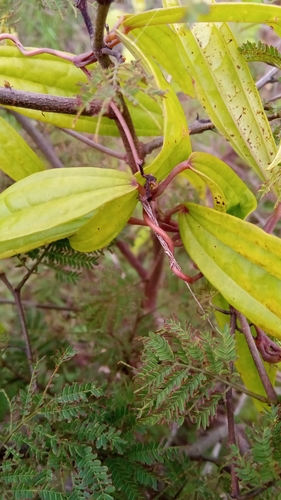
[
  {"left": 143, "top": 238, "right": 165, "bottom": 312},
  {"left": 116, "top": 240, "right": 147, "bottom": 280},
  {"left": 226, "top": 307, "right": 240, "bottom": 498},
  {"left": 142, "top": 137, "right": 163, "bottom": 155},
  {"left": 265, "top": 92, "right": 281, "bottom": 105},
  {"left": 16, "top": 247, "right": 51, "bottom": 292},
  {"left": 13, "top": 290, "right": 34, "bottom": 376},
  {"left": 236, "top": 311, "right": 277, "bottom": 404},
  {"left": 59, "top": 127, "right": 125, "bottom": 160},
  {"left": 256, "top": 67, "right": 280, "bottom": 90},
  {"left": 7, "top": 109, "right": 64, "bottom": 169},
  {"left": 237, "top": 482, "right": 275, "bottom": 500},
  {"left": 186, "top": 394, "right": 248, "bottom": 457},
  {"left": 0, "top": 274, "right": 34, "bottom": 375},
  {"left": 0, "top": 298, "right": 80, "bottom": 312}
]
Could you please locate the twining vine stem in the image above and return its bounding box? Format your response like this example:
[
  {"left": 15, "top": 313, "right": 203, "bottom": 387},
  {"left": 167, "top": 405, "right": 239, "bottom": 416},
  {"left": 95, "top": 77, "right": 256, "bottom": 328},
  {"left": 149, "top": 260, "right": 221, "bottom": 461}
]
[{"left": 236, "top": 311, "right": 278, "bottom": 404}]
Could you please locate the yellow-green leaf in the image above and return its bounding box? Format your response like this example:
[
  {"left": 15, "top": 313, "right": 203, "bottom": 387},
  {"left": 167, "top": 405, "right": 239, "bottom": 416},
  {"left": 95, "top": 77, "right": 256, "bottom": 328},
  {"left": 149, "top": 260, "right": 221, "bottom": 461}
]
[
  {"left": 70, "top": 191, "right": 138, "bottom": 252},
  {"left": 0, "top": 115, "right": 45, "bottom": 180},
  {"left": 179, "top": 203, "right": 281, "bottom": 340},
  {"left": 186, "top": 152, "right": 257, "bottom": 218},
  {"left": 123, "top": 3, "right": 281, "bottom": 37},
  {"left": 0, "top": 46, "right": 162, "bottom": 137},
  {"left": 117, "top": 30, "right": 192, "bottom": 182},
  {"left": 0, "top": 167, "right": 138, "bottom": 258},
  {"left": 168, "top": 19, "right": 276, "bottom": 180},
  {"left": 125, "top": 25, "right": 194, "bottom": 97}
]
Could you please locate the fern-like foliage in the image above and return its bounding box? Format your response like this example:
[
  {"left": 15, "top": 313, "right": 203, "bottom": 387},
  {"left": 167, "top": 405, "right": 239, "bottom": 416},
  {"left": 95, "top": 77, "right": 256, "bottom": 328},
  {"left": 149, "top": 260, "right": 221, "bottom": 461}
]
[
  {"left": 239, "top": 41, "right": 281, "bottom": 70},
  {"left": 0, "top": 345, "right": 205, "bottom": 500},
  {"left": 17, "top": 239, "right": 101, "bottom": 284},
  {"left": 135, "top": 320, "right": 237, "bottom": 429},
  {"left": 229, "top": 406, "right": 281, "bottom": 498}
]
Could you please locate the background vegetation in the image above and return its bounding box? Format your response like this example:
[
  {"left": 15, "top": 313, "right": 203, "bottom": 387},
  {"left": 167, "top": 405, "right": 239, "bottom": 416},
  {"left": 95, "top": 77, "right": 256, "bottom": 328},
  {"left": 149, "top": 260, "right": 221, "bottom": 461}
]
[{"left": 0, "top": 0, "right": 281, "bottom": 499}]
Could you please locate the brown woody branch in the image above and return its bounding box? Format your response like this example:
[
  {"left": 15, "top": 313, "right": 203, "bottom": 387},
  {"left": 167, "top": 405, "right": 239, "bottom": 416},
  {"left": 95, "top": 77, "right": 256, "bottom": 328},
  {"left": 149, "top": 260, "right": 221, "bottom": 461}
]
[{"left": 0, "top": 87, "right": 115, "bottom": 118}]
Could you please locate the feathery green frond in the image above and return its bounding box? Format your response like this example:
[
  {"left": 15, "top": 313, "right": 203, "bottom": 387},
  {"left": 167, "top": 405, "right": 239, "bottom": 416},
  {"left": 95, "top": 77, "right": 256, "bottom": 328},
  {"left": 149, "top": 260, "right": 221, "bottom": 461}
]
[
  {"left": 135, "top": 320, "right": 237, "bottom": 428},
  {"left": 239, "top": 41, "right": 281, "bottom": 70}
]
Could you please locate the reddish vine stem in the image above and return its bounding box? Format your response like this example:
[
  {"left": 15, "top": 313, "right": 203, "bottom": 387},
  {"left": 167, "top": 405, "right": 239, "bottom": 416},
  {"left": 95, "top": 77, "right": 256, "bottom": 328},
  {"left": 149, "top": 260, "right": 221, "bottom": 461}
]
[
  {"left": 116, "top": 241, "right": 147, "bottom": 281},
  {"left": 263, "top": 202, "right": 281, "bottom": 234},
  {"left": 142, "top": 203, "right": 202, "bottom": 284},
  {"left": 110, "top": 101, "right": 142, "bottom": 173},
  {"left": 151, "top": 161, "right": 191, "bottom": 199},
  {"left": 236, "top": 311, "right": 278, "bottom": 405},
  {"left": 143, "top": 238, "right": 165, "bottom": 312},
  {"left": 254, "top": 326, "right": 281, "bottom": 364}
]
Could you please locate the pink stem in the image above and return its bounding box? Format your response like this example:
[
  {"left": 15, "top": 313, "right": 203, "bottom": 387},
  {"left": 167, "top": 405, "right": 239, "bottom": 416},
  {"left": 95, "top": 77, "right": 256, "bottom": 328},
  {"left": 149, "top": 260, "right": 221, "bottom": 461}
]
[
  {"left": 151, "top": 161, "right": 191, "bottom": 199},
  {"left": 110, "top": 101, "right": 141, "bottom": 173},
  {"left": 263, "top": 203, "right": 281, "bottom": 234}
]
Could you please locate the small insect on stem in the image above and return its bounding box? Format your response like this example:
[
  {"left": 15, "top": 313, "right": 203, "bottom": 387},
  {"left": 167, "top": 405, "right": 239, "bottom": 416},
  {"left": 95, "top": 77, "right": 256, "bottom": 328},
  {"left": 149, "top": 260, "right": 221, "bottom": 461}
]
[
  {"left": 4, "top": 80, "right": 13, "bottom": 89},
  {"left": 137, "top": 161, "right": 157, "bottom": 201}
]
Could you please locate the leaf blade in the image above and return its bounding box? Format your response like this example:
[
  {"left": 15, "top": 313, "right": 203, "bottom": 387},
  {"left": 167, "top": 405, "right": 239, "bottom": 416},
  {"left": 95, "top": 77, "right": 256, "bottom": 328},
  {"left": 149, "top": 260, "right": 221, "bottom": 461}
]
[
  {"left": 69, "top": 191, "right": 138, "bottom": 252},
  {"left": 0, "top": 168, "right": 138, "bottom": 258},
  {"left": 179, "top": 203, "right": 281, "bottom": 339},
  {"left": 0, "top": 115, "right": 45, "bottom": 180}
]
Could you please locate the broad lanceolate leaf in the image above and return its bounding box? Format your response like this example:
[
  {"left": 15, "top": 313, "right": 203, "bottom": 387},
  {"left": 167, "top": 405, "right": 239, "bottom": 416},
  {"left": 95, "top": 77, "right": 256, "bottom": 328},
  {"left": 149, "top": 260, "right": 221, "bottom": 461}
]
[
  {"left": 213, "top": 293, "right": 277, "bottom": 412},
  {"left": 0, "top": 46, "right": 162, "bottom": 136},
  {"left": 0, "top": 116, "right": 45, "bottom": 180},
  {"left": 69, "top": 191, "right": 138, "bottom": 252},
  {"left": 125, "top": 25, "right": 194, "bottom": 97},
  {"left": 123, "top": 3, "right": 281, "bottom": 37},
  {"left": 185, "top": 152, "right": 257, "bottom": 218},
  {"left": 162, "top": 12, "right": 276, "bottom": 179},
  {"left": 178, "top": 203, "right": 281, "bottom": 340},
  {"left": 0, "top": 168, "right": 138, "bottom": 259},
  {"left": 117, "top": 30, "right": 191, "bottom": 182}
]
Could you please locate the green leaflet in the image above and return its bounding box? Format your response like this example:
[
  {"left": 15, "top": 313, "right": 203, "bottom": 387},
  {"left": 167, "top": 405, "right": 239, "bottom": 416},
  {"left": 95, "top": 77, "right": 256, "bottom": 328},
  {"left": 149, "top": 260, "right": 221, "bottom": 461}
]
[
  {"left": 69, "top": 191, "right": 138, "bottom": 252},
  {"left": 123, "top": 3, "right": 281, "bottom": 37},
  {"left": 0, "top": 116, "right": 45, "bottom": 180},
  {"left": 0, "top": 46, "right": 162, "bottom": 137},
  {"left": 186, "top": 152, "right": 257, "bottom": 218},
  {"left": 0, "top": 168, "right": 138, "bottom": 259},
  {"left": 213, "top": 293, "right": 277, "bottom": 412},
  {"left": 178, "top": 203, "right": 281, "bottom": 340},
  {"left": 116, "top": 30, "right": 191, "bottom": 182}
]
